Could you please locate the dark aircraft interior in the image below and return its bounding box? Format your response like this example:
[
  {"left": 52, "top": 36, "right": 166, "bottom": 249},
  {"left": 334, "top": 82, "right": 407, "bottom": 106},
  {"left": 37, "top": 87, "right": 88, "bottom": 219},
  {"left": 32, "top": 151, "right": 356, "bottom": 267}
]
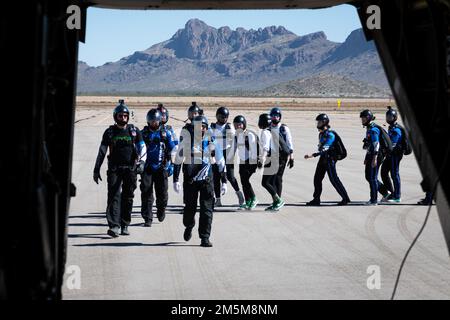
[{"left": 0, "top": 0, "right": 449, "bottom": 299}]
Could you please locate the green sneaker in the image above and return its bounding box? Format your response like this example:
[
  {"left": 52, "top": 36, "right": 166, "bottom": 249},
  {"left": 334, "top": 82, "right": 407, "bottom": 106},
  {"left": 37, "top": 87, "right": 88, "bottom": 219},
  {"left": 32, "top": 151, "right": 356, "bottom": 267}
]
[
  {"left": 272, "top": 198, "right": 285, "bottom": 211},
  {"left": 247, "top": 197, "right": 259, "bottom": 210},
  {"left": 239, "top": 200, "right": 250, "bottom": 210},
  {"left": 388, "top": 197, "right": 401, "bottom": 203},
  {"left": 264, "top": 203, "right": 275, "bottom": 211}
]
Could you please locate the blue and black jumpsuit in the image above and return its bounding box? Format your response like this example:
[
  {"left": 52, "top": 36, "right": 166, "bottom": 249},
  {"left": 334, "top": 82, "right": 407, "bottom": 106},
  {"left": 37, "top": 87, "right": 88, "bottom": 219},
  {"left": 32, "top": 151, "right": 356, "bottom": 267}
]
[
  {"left": 364, "top": 123, "right": 389, "bottom": 202},
  {"left": 381, "top": 124, "right": 403, "bottom": 199},
  {"left": 312, "top": 130, "right": 350, "bottom": 203},
  {"left": 140, "top": 126, "right": 176, "bottom": 224},
  {"left": 174, "top": 129, "right": 225, "bottom": 241}
]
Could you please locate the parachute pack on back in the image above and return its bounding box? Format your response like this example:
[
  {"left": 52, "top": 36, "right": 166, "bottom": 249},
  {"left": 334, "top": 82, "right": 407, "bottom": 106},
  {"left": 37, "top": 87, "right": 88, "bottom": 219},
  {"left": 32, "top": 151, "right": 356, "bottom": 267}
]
[
  {"left": 395, "top": 124, "right": 412, "bottom": 155},
  {"left": 373, "top": 124, "right": 393, "bottom": 153},
  {"left": 329, "top": 130, "right": 347, "bottom": 161}
]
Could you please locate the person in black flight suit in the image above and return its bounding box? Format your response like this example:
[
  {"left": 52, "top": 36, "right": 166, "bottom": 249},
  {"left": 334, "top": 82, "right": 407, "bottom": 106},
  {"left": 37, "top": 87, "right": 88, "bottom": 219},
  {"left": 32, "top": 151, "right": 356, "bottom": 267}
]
[
  {"left": 93, "top": 99, "right": 146, "bottom": 237},
  {"left": 173, "top": 103, "right": 203, "bottom": 211},
  {"left": 173, "top": 115, "right": 227, "bottom": 247},
  {"left": 304, "top": 113, "right": 351, "bottom": 206}
]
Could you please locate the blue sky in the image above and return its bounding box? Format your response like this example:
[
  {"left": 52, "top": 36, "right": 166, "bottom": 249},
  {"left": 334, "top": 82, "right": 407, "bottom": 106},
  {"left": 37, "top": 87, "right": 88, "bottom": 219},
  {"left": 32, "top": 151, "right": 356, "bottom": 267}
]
[{"left": 79, "top": 4, "right": 361, "bottom": 67}]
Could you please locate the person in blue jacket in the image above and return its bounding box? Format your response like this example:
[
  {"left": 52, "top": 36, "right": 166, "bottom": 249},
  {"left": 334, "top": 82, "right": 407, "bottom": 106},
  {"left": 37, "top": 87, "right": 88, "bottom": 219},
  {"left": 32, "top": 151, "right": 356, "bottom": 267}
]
[
  {"left": 381, "top": 106, "right": 403, "bottom": 203},
  {"left": 140, "top": 108, "right": 176, "bottom": 227},
  {"left": 304, "top": 113, "right": 350, "bottom": 206},
  {"left": 360, "top": 109, "right": 389, "bottom": 205}
]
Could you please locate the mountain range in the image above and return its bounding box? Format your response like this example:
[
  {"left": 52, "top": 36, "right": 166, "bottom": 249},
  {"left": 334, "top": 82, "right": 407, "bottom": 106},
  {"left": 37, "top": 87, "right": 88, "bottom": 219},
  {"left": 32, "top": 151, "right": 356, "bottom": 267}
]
[{"left": 77, "top": 19, "right": 390, "bottom": 97}]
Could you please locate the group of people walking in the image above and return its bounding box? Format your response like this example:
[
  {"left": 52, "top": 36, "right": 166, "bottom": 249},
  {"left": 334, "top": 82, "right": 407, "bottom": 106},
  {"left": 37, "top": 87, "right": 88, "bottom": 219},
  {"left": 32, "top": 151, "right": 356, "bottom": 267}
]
[{"left": 93, "top": 100, "right": 424, "bottom": 246}]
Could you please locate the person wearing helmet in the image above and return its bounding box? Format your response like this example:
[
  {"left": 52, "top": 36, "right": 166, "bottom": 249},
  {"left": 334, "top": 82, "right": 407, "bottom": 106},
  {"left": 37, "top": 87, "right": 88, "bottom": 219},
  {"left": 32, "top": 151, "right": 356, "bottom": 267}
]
[
  {"left": 140, "top": 108, "right": 177, "bottom": 227},
  {"left": 93, "top": 99, "right": 146, "bottom": 238},
  {"left": 304, "top": 114, "right": 351, "bottom": 206},
  {"left": 211, "top": 106, "right": 245, "bottom": 208},
  {"left": 157, "top": 104, "right": 176, "bottom": 142},
  {"left": 187, "top": 102, "right": 202, "bottom": 121},
  {"left": 173, "top": 102, "right": 204, "bottom": 213},
  {"left": 380, "top": 106, "right": 404, "bottom": 203},
  {"left": 173, "top": 115, "right": 226, "bottom": 247},
  {"left": 265, "top": 107, "right": 294, "bottom": 211},
  {"left": 257, "top": 113, "right": 276, "bottom": 203},
  {"left": 157, "top": 103, "right": 178, "bottom": 177},
  {"left": 233, "top": 115, "right": 259, "bottom": 210},
  {"left": 258, "top": 113, "right": 272, "bottom": 170},
  {"left": 360, "top": 109, "right": 390, "bottom": 205}
]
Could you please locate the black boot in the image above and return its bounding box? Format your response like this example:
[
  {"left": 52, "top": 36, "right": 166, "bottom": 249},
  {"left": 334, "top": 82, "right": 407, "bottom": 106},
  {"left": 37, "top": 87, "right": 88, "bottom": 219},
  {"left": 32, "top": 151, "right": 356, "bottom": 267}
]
[
  {"left": 306, "top": 199, "right": 320, "bottom": 206},
  {"left": 337, "top": 199, "right": 350, "bottom": 206},
  {"left": 107, "top": 227, "right": 120, "bottom": 238},
  {"left": 143, "top": 220, "right": 152, "bottom": 227},
  {"left": 157, "top": 209, "right": 166, "bottom": 222},
  {"left": 183, "top": 227, "right": 193, "bottom": 242},
  {"left": 200, "top": 239, "right": 213, "bottom": 247}
]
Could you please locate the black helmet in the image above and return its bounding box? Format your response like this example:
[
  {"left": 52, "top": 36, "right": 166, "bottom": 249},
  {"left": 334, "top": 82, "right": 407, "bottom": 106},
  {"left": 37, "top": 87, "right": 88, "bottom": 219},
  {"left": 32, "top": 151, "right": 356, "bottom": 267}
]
[
  {"left": 386, "top": 106, "right": 398, "bottom": 124},
  {"left": 258, "top": 113, "right": 271, "bottom": 129},
  {"left": 360, "top": 109, "right": 375, "bottom": 126},
  {"left": 157, "top": 104, "right": 169, "bottom": 124},
  {"left": 188, "top": 103, "right": 201, "bottom": 120},
  {"left": 316, "top": 113, "right": 330, "bottom": 129},
  {"left": 193, "top": 115, "right": 209, "bottom": 129},
  {"left": 113, "top": 99, "right": 130, "bottom": 125},
  {"left": 270, "top": 107, "right": 282, "bottom": 124},
  {"left": 146, "top": 108, "right": 162, "bottom": 123},
  {"left": 360, "top": 109, "right": 374, "bottom": 120},
  {"left": 233, "top": 115, "right": 247, "bottom": 130},
  {"left": 216, "top": 106, "right": 230, "bottom": 117}
]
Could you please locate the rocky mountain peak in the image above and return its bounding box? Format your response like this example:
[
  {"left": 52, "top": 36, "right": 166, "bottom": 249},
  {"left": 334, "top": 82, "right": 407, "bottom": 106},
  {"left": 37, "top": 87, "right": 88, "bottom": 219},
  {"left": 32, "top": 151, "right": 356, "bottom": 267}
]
[{"left": 166, "top": 19, "right": 296, "bottom": 60}]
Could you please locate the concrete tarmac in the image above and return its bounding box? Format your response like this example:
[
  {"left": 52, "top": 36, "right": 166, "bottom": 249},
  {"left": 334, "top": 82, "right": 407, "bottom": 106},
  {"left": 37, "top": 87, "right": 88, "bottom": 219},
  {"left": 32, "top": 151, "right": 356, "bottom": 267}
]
[{"left": 63, "top": 105, "right": 450, "bottom": 299}]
